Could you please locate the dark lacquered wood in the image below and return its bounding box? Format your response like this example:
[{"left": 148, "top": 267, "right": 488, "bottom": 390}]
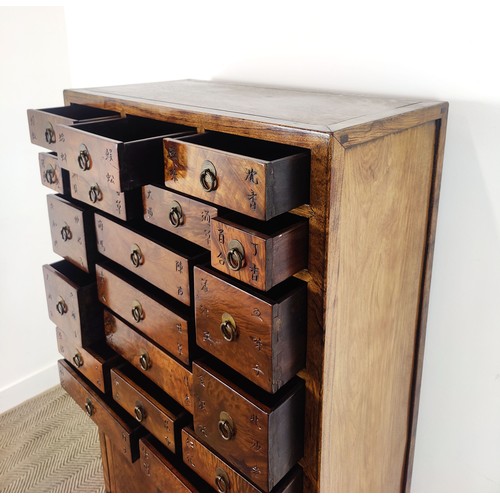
[
  {"left": 56, "top": 327, "right": 118, "bottom": 393},
  {"left": 138, "top": 436, "right": 200, "bottom": 492},
  {"left": 164, "top": 132, "right": 309, "bottom": 220},
  {"left": 47, "top": 194, "right": 97, "bottom": 273},
  {"left": 43, "top": 260, "right": 102, "bottom": 346},
  {"left": 142, "top": 185, "right": 218, "bottom": 249},
  {"left": 104, "top": 310, "right": 193, "bottom": 412},
  {"left": 96, "top": 262, "right": 192, "bottom": 364},
  {"left": 58, "top": 359, "right": 144, "bottom": 463},
  {"left": 95, "top": 213, "right": 207, "bottom": 306},
  {"left": 194, "top": 266, "right": 306, "bottom": 392},
  {"left": 192, "top": 361, "right": 305, "bottom": 491},
  {"left": 210, "top": 214, "right": 308, "bottom": 291},
  {"left": 69, "top": 171, "right": 142, "bottom": 222},
  {"left": 39, "top": 151, "right": 69, "bottom": 194},
  {"left": 27, "top": 104, "right": 119, "bottom": 149},
  {"left": 110, "top": 365, "right": 187, "bottom": 454},
  {"left": 55, "top": 116, "right": 194, "bottom": 192}
]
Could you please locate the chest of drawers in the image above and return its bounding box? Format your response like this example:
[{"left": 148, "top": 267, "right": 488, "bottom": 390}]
[{"left": 30, "top": 80, "right": 447, "bottom": 492}]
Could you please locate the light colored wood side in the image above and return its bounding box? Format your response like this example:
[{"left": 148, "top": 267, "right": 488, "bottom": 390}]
[{"left": 321, "top": 121, "right": 436, "bottom": 492}]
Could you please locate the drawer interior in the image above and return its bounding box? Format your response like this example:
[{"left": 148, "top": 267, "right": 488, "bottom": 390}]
[
  {"left": 177, "top": 131, "right": 308, "bottom": 161},
  {"left": 38, "top": 103, "right": 120, "bottom": 121},
  {"left": 72, "top": 115, "right": 194, "bottom": 143},
  {"left": 49, "top": 259, "right": 96, "bottom": 287}
]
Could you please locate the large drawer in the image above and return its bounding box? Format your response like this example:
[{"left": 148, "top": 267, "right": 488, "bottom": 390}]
[
  {"left": 210, "top": 213, "right": 308, "bottom": 291},
  {"left": 47, "top": 194, "right": 97, "bottom": 273},
  {"left": 70, "top": 172, "right": 142, "bottom": 221},
  {"left": 39, "top": 151, "right": 69, "bottom": 194},
  {"left": 110, "top": 365, "right": 187, "bottom": 454},
  {"left": 96, "top": 262, "right": 192, "bottom": 364},
  {"left": 58, "top": 359, "right": 144, "bottom": 463},
  {"left": 27, "top": 104, "right": 119, "bottom": 149},
  {"left": 94, "top": 214, "right": 208, "bottom": 306},
  {"left": 43, "top": 260, "right": 102, "bottom": 346},
  {"left": 194, "top": 266, "right": 306, "bottom": 392},
  {"left": 104, "top": 310, "right": 193, "bottom": 413},
  {"left": 164, "top": 132, "right": 310, "bottom": 220},
  {"left": 142, "top": 185, "right": 218, "bottom": 250},
  {"left": 56, "top": 116, "right": 194, "bottom": 191},
  {"left": 56, "top": 326, "right": 118, "bottom": 394},
  {"left": 192, "top": 361, "right": 305, "bottom": 491}
]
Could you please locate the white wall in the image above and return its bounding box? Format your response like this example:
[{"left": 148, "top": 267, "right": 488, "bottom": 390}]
[{"left": 1, "top": 0, "right": 499, "bottom": 492}]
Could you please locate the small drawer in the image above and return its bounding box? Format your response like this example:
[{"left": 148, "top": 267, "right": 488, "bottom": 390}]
[
  {"left": 104, "top": 310, "right": 193, "bottom": 412},
  {"left": 164, "top": 132, "right": 309, "bottom": 220},
  {"left": 194, "top": 266, "right": 306, "bottom": 393},
  {"left": 94, "top": 214, "right": 208, "bottom": 306},
  {"left": 142, "top": 185, "right": 218, "bottom": 250},
  {"left": 192, "top": 361, "right": 305, "bottom": 491},
  {"left": 56, "top": 327, "right": 118, "bottom": 393},
  {"left": 211, "top": 213, "right": 308, "bottom": 291},
  {"left": 56, "top": 116, "right": 194, "bottom": 192},
  {"left": 27, "top": 104, "right": 119, "bottom": 149},
  {"left": 138, "top": 436, "right": 201, "bottom": 492},
  {"left": 43, "top": 260, "right": 102, "bottom": 346},
  {"left": 39, "top": 151, "right": 69, "bottom": 194},
  {"left": 182, "top": 427, "right": 303, "bottom": 493},
  {"left": 111, "top": 365, "right": 187, "bottom": 454},
  {"left": 96, "top": 262, "right": 192, "bottom": 364},
  {"left": 70, "top": 172, "right": 142, "bottom": 221},
  {"left": 47, "top": 194, "right": 97, "bottom": 273},
  {"left": 58, "top": 359, "right": 144, "bottom": 463}
]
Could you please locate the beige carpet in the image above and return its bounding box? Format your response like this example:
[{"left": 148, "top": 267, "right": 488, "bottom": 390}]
[{"left": 0, "top": 385, "right": 105, "bottom": 493}]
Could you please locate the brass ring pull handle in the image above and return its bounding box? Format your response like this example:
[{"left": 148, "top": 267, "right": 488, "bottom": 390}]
[
  {"left": 214, "top": 468, "right": 230, "bottom": 493},
  {"left": 134, "top": 405, "right": 145, "bottom": 422},
  {"left": 139, "top": 352, "right": 151, "bottom": 371},
  {"left": 130, "top": 244, "right": 143, "bottom": 268},
  {"left": 44, "top": 167, "right": 56, "bottom": 184},
  {"left": 199, "top": 160, "right": 218, "bottom": 192},
  {"left": 169, "top": 201, "right": 184, "bottom": 227},
  {"left": 78, "top": 144, "right": 91, "bottom": 171},
  {"left": 56, "top": 297, "right": 68, "bottom": 315},
  {"left": 131, "top": 300, "right": 144, "bottom": 323},
  {"left": 220, "top": 313, "right": 237, "bottom": 342},
  {"left": 217, "top": 411, "right": 234, "bottom": 441},
  {"left": 85, "top": 398, "right": 94, "bottom": 417},
  {"left": 44, "top": 123, "right": 56, "bottom": 145},
  {"left": 88, "top": 184, "right": 102, "bottom": 204},
  {"left": 72, "top": 352, "right": 83, "bottom": 368},
  {"left": 60, "top": 225, "right": 72, "bottom": 242},
  {"left": 227, "top": 240, "right": 245, "bottom": 271}
]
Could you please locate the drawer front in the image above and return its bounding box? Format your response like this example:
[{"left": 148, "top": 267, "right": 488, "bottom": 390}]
[
  {"left": 142, "top": 185, "right": 217, "bottom": 250},
  {"left": 164, "top": 133, "right": 309, "bottom": 220},
  {"left": 70, "top": 172, "right": 140, "bottom": 221},
  {"left": 56, "top": 327, "right": 117, "bottom": 393},
  {"left": 43, "top": 260, "right": 102, "bottom": 346},
  {"left": 210, "top": 216, "right": 308, "bottom": 291},
  {"left": 110, "top": 367, "right": 185, "bottom": 454},
  {"left": 27, "top": 104, "right": 119, "bottom": 149},
  {"left": 182, "top": 427, "right": 260, "bottom": 493},
  {"left": 47, "top": 194, "right": 95, "bottom": 273},
  {"left": 96, "top": 263, "right": 191, "bottom": 364},
  {"left": 194, "top": 266, "right": 306, "bottom": 393},
  {"left": 192, "top": 361, "right": 304, "bottom": 491},
  {"left": 39, "top": 151, "right": 67, "bottom": 193},
  {"left": 95, "top": 214, "right": 193, "bottom": 305},
  {"left": 104, "top": 311, "right": 193, "bottom": 412},
  {"left": 58, "top": 359, "right": 142, "bottom": 463},
  {"left": 56, "top": 117, "right": 194, "bottom": 192},
  {"left": 139, "top": 437, "right": 199, "bottom": 492}
]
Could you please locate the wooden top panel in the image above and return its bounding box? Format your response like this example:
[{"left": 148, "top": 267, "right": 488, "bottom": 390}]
[{"left": 64, "top": 80, "right": 421, "bottom": 132}]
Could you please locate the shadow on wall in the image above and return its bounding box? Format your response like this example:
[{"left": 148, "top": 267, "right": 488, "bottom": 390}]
[{"left": 412, "top": 100, "right": 500, "bottom": 492}]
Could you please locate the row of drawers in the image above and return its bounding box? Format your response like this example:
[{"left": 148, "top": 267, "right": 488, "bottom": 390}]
[{"left": 33, "top": 103, "right": 310, "bottom": 492}]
